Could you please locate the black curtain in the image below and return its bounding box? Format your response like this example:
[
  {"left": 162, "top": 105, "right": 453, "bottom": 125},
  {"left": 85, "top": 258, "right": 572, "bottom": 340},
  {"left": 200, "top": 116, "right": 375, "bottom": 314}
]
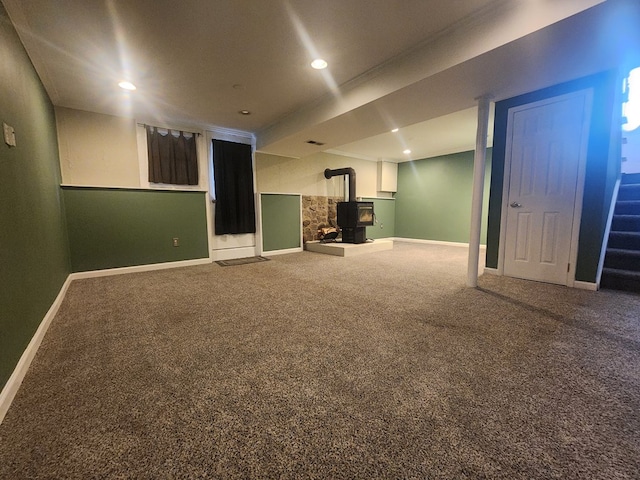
[
  {"left": 147, "top": 126, "right": 198, "bottom": 185},
  {"left": 212, "top": 139, "right": 256, "bottom": 235}
]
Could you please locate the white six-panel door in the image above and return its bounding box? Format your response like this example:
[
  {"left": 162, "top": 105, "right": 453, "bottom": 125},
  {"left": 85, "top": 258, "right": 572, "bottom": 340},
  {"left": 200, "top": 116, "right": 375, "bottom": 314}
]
[{"left": 502, "top": 90, "right": 592, "bottom": 285}]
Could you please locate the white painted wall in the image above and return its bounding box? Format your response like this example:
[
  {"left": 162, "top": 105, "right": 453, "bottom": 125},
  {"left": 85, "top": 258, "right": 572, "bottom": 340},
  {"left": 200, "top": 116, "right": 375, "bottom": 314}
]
[
  {"left": 255, "top": 151, "right": 381, "bottom": 198},
  {"left": 622, "top": 127, "right": 640, "bottom": 174},
  {"left": 57, "top": 107, "right": 385, "bottom": 201},
  {"left": 56, "top": 107, "right": 140, "bottom": 187}
]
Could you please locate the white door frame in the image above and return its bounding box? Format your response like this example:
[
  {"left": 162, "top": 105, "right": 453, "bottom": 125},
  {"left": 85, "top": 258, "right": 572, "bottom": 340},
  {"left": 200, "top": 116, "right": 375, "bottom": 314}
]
[
  {"left": 497, "top": 89, "right": 593, "bottom": 287},
  {"left": 206, "top": 127, "right": 260, "bottom": 261}
]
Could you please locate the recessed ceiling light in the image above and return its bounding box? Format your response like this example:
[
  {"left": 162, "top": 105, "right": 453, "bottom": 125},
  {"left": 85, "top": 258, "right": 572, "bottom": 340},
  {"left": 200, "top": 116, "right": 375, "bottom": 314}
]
[
  {"left": 239, "top": 110, "right": 251, "bottom": 115},
  {"left": 311, "top": 58, "right": 328, "bottom": 70},
  {"left": 118, "top": 81, "right": 136, "bottom": 91},
  {"left": 403, "top": 149, "right": 411, "bottom": 154},
  {"left": 391, "top": 128, "right": 399, "bottom": 133}
]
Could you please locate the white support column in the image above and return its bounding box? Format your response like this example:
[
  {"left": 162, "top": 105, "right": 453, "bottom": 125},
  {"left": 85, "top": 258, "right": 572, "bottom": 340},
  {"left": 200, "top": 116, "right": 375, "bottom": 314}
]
[{"left": 467, "top": 96, "right": 492, "bottom": 287}]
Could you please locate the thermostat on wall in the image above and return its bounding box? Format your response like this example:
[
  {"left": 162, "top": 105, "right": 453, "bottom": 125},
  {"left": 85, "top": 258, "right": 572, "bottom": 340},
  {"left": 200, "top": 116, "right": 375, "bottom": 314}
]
[{"left": 3, "top": 122, "right": 16, "bottom": 147}]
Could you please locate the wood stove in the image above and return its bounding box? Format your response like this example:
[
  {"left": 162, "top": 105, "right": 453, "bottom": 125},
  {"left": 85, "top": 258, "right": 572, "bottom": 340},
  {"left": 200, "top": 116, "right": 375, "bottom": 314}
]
[
  {"left": 337, "top": 201, "right": 374, "bottom": 244},
  {"left": 324, "top": 167, "right": 374, "bottom": 244}
]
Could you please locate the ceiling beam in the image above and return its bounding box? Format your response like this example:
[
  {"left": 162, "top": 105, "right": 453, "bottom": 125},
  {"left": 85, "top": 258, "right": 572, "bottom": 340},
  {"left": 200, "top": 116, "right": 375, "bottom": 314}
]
[{"left": 256, "top": 0, "right": 604, "bottom": 155}]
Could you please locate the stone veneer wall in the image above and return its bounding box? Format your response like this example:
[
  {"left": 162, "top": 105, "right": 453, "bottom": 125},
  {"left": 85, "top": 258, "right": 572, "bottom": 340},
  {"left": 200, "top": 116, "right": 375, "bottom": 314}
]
[{"left": 302, "top": 195, "right": 343, "bottom": 243}]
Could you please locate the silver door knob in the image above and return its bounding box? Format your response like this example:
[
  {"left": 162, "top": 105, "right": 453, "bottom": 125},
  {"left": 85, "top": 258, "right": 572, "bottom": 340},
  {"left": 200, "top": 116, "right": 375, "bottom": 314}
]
[{"left": 510, "top": 202, "right": 522, "bottom": 208}]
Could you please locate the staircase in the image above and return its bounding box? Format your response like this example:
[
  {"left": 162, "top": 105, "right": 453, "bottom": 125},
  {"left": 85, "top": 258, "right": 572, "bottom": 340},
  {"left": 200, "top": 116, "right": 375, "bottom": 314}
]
[{"left": 601, "top": 173, "right": 640, "bottom": 293}]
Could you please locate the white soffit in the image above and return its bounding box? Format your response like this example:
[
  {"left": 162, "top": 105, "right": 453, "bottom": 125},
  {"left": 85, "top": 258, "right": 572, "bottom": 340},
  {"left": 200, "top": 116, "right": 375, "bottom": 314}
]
[{"left": 256, "top": 0, "right": 604, "bottom": 153}]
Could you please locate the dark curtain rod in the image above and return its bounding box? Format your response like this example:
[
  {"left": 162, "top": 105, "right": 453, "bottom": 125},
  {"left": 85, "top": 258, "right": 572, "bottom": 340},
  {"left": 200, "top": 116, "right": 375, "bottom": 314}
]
[{"left": 137, "top": 123, "right": 201, "bottom": 136}]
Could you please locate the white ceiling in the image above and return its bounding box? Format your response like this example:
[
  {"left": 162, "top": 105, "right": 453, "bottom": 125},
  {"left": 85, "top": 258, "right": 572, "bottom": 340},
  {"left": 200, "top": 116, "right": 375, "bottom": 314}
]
[{"left": 4, "top": 0, "right": 640, "bottom": 162}]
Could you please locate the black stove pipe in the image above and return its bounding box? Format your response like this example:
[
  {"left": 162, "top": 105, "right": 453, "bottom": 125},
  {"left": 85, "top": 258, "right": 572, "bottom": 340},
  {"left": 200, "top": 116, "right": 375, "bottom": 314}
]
[{"left": 324, "top": 167, "right": 356, "bottom": 201}]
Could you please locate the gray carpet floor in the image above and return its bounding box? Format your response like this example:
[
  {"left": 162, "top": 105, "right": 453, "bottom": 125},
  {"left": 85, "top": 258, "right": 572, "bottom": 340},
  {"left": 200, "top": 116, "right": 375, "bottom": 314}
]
[{"left": 1, "top": 242, "right": 639, "bottom": 479}]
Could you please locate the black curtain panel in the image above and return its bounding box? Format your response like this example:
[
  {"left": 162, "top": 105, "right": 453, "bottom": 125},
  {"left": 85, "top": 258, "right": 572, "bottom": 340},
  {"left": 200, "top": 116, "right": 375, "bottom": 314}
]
[
  {"left": 212, "top": 139, "right": 256, "bottom": 235},
  {"left": 147, "top": 126, "right": 198, "bottom": 185}
]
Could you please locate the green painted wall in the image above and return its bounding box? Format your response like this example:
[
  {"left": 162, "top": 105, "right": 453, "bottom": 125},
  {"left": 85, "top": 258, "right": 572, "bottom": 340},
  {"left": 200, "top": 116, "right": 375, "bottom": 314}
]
[
  {"left": 363, "top": 197, "right": 395, "bottom": 239},
  {"left": 395, "top": 150, "right": 492, "bottom": 244},
  {"left": 63, "top": 187, "right": 209, "bottom": 272},
  {"left": 261, "top": 193, "right": 301, "bottom": 252},
  {"left": 486, "top": 71, "right": 619, "bottom": 283},
  {"left": 0, "top": 4, "right": 71, "bottom": 390}
]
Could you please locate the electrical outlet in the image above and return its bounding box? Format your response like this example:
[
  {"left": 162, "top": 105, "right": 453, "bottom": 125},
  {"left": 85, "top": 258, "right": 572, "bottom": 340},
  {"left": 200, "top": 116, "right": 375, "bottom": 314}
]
[{"left": 172, "top": 237, "right": 179, "bottom": 247}]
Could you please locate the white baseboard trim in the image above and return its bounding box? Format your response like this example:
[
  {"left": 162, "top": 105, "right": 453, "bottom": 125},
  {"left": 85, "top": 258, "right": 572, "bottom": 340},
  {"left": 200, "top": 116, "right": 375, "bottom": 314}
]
[
  {"left": 480, "top": 268, "right": 598, "bottom": 291},
  {"left": 70, "top": 257, "right": 211, "bottom": 280},
  {"left": 211, "top": 246, "right": 257, "bottom": 262},
  {"left": 262, "top": 247, "right": 303, "bottom": 257},
  {"left": 391, "top": 237, "right": 467, "bottom": 247},
  {"left": 0, "top": 275, "right": 73, "bottom": 424},
  {"left": 391, "top": 237, "right": 487, "bottom": 249},
  {"left": 574, "top": 280, "right": 598, "bottom": 291}
]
